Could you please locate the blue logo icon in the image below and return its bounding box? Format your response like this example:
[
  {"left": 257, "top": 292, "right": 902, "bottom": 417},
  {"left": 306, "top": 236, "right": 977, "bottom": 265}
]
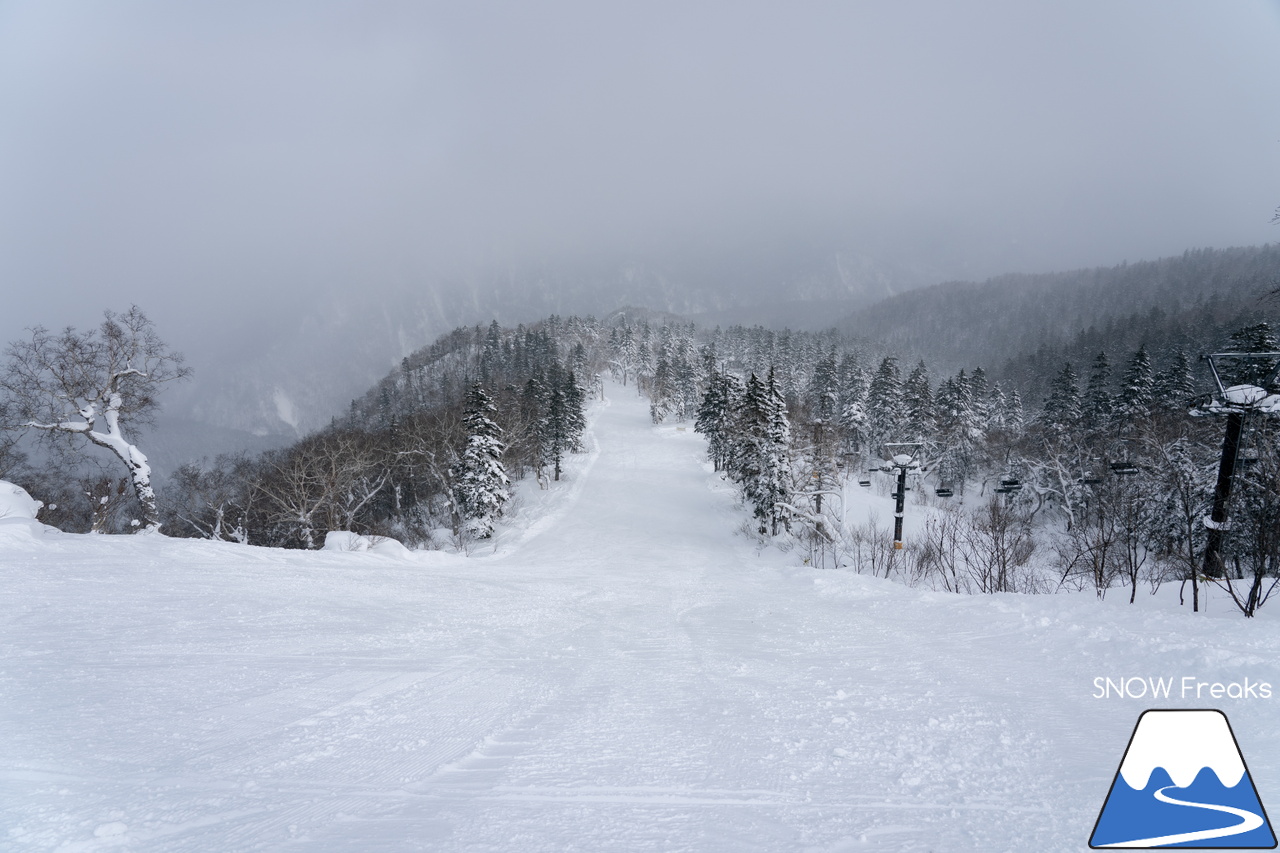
[{"left": 1090, "top": 709, "right": 1276, "bottom": 848}]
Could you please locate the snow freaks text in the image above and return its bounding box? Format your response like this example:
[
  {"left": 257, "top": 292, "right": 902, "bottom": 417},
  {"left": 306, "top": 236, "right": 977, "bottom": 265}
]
[{"left": 1092, "top": 676, "right": 1273, "bottom": 700}]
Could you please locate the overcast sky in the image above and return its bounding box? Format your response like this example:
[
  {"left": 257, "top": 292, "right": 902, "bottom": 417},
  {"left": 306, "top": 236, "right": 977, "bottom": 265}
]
[{"left": 3, "top": 1, "right": 1279, "bottom": 351}]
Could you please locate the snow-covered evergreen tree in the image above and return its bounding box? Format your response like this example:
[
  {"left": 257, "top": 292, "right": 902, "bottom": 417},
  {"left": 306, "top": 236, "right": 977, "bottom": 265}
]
[
  {"left": 564, "top": 371, "right": 587, "bottom": 449},
  {"left": 837, "top": 354, "right": 871, "bottom": 458},
  {"left": 1040, "top": 363, "right": 1082, "bottom": 436},
  {"left": 902, "top": 361, "right": 934, "bottom": 440},
  {"left": 1115, "top": 345, "right": 1155, "bottom": 424},
  {"left": 806, "top": 350, "right": 840, "bottom": 429},
  {"left": 1004, "top": 387, "right": 1025, "bottom": 433},
  {"left": 934, "top": 371, "right": 981, "bottom": 490},
  {"left": 1154, "top": 347, "right": 1196, "bottom": 413},
  {"left": 865, "top": 356, "right": 903, "bottom": 451},
  {"left": 451, "top": 383, "right": 510, "bottom": 538},
  {"left": 519, "top": 376, "right": 548, "bottom": 479},
  {"left": 542, "top": 366, "right": 587, "bottom": 480},
  {"left": 968, "top": 366, "right": 991, "bottom": 429},
  {"left": 696, "top": 369, "right": 743, "bottom": 473},
  {"left": 734, "top": 369, "right": 793, "bottom": 536},
  {"left": 1082, "top": 351, "right": 1113, "bottom": 435},
  {"left": 802, "top": 350, "right": 841, "bottom": 517},
  {"left": 609, "top": 324, "right": 638, "bottom": 386}
]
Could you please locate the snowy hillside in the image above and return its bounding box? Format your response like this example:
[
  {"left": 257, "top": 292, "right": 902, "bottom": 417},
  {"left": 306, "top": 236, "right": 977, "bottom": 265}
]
[
  {"left": 163, "top": 249, "right": 925, "bottom": 440},
  {"left": 4, "top": 383, "right": 1278, "bottom": 852}
]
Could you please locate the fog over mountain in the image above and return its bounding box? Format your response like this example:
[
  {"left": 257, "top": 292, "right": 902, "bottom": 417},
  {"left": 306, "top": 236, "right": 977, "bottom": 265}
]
[{"left": 3, "top": 2, "right": 1279, "bottom": 442}]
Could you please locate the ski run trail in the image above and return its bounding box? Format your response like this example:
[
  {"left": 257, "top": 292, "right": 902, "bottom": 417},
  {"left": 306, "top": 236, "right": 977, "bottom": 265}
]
[{"left": 4, "top": 381, "right": 1279, "bottom": 853}]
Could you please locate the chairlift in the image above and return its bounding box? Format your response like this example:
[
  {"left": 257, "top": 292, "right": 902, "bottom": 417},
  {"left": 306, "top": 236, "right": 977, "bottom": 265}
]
[
  {"left": 995, "top": 476, "right": 1022, "bottom": 495},
  {"left": 858, "top": 479, "right": 872, "bottom": 488},
  {"left": 1077, "top": 475, "right": 1102, "bottom": 485},
  {"left": 935, "top": 487, "right": 954, "bottom": 498},
  {"left": 1109, "top": 462, "right": 1138, "bottom": 476}
]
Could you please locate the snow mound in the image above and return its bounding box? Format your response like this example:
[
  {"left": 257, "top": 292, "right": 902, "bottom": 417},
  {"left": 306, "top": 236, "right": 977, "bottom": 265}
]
[
  {"left": 322, "top": 531, "right": 373, "bottom": 552},
  {"left": 0, "top": 480, "right": 42, "bottom": 519},
  {"left": 0, "top": 481, "right": 59, "bottom": 539},
  {"left": 321, "top": 531, "right": 409, "bottom": 556},
  {"left": 369, "top": 536, "right": 411, "bottom": 557}
]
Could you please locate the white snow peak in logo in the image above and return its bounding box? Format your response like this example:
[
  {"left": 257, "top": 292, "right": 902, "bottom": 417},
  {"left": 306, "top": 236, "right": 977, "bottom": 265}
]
[{"left": 1090, "top": 709, "right": 1276, "bottom": 849}]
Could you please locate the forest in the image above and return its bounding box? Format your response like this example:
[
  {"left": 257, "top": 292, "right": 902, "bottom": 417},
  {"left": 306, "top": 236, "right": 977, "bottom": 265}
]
[{"left": 3, "top": 246, "right": 1279, "bottom": 617}]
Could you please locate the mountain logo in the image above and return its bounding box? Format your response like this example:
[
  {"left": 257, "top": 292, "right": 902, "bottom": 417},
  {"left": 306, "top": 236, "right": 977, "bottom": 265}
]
[{"left": 1090, "top": 709, "right": 1276, "bottom": 848}]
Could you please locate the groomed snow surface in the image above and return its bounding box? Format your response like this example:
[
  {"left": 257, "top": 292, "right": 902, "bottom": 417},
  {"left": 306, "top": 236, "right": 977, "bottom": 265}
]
[{"left": 4, "top": 382, "right": 1278, "bottom": 852}]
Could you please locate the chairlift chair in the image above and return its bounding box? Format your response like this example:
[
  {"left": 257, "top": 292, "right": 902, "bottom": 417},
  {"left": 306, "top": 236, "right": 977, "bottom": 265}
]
[{"left": 996, "top": 477, "right": 1023, "bottom": 494}]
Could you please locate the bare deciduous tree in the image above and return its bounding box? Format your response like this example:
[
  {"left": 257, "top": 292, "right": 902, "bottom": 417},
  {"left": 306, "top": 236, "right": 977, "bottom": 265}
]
[
  {"left": 256, "top": 431, "right": 388, "bottom": 549},
  {"left": 0, "top": 307, "right": 189, "bottom": 531}
]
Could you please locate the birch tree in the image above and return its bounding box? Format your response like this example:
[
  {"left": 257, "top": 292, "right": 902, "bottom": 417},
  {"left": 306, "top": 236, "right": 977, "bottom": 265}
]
[{"left": 1, "top": 307, "right": 189, "bottom": 531}]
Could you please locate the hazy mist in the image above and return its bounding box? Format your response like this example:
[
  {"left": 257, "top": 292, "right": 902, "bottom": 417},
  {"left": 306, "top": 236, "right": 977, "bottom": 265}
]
[{"left": 3, "top": 1, "right": 1279, "bottom": 431}]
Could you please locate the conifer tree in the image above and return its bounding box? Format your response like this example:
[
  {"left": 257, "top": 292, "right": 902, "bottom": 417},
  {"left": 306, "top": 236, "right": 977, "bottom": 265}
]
[
  {"left": 542, "top": 365, "right": 586, "bottom": 480},
  {"left": 735, "top": 369, "right": 793, "bottom": 535},
  {"left": 1000, "top": 385, "right": 1025, "bottom": 434},
  {"left": 1154, "top": 347, "right": 1196, "bottom": 412},
  {"left": 902, "top": 361, "right": 935, "bottom": 439},
  {"left": 519, "top": 376, "right": 548, "bottom": 479},
  {"left": 672, "top": 330, "right": 703, "bottom": 420},
  {"left": 564, "top": 370, "right": 587, "bottom": 449},
  {"left": 1082, "top": 352, "right": 1113, "bottom": 434},
  {"left": 451, "top": 384, "right": 510, "bottom": 538},
  {"left": 1115, "top": 345, "right": 1155, "bottom": 424},
  {"left": 610, "top": 324, "right": 638, "bottom": 386},
  {"left": 989, "top": 383, "right": 1008, "bottom": 432},
  {"left": 866, "top": 356, "right": 904, "bottom": 450},
  {"left": 696, "top": 369, "right": 743, "bottom": 472},
  {"left": 1041, "top": 363, "right": 1082, "bottom": 436},
  {"left": 805, "top": 350, "right": 839, "bottom": 425},
  {"left": 804, "top": 350, "right": 842, "bottom": 513},
  {"left": 649, "top": 353, "right": 675, "bottom": 423},
  {"left": 969, "top": 366, "right": 991, "bottom": 429},
  {"left": 934, "top": 371, "right": 981, "bottom": 489}
]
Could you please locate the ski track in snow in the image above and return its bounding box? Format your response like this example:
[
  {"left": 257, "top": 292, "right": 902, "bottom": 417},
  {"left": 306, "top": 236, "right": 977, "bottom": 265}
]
[{"left": 3, "top": 380, "right": 1279, "bottom": 852}]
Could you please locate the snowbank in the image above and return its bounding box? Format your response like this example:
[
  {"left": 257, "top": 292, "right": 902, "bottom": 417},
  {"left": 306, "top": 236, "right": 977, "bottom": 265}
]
[
  {"left": 0, "top": 480, "right": 60, "bottom": 539},
  {"left": 0, "top": 480, "right": 42, "bottom": 519},
  {"left": 321, "top": 530, "right": 411, "bottom": 556}
]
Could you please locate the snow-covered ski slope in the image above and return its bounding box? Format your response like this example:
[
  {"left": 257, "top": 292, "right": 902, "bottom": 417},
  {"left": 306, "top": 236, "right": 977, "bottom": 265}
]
[{"left": 4, "top": 382, "right": 1278, "bottom": 852}]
